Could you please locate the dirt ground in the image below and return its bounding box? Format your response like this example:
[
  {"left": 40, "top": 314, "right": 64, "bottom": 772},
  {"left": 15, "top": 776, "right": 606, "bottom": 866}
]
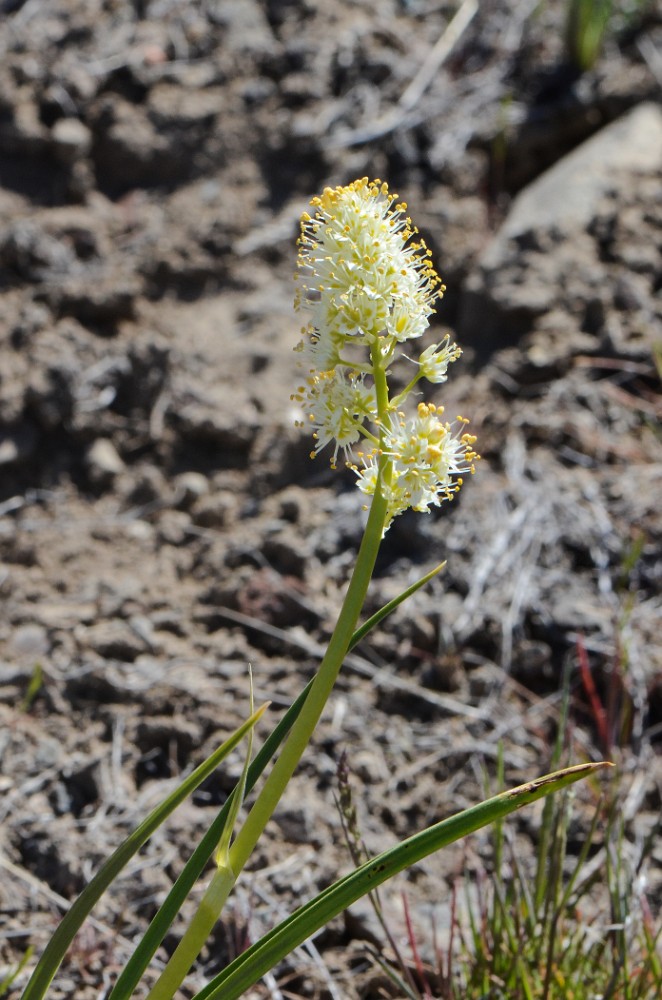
[{"left": 1, "top": 1, "right": 661, "bottom": 997}]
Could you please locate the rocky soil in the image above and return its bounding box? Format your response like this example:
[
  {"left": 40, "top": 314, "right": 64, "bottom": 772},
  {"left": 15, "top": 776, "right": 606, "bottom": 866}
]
[{"left": 1, "top": 1, "right": 661, "bottom": 997}]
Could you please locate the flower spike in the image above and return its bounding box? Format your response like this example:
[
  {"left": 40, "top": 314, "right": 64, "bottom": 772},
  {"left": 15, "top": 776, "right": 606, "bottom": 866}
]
[{"left": 292, "top": 178, "right": 477, "bottom": 529}]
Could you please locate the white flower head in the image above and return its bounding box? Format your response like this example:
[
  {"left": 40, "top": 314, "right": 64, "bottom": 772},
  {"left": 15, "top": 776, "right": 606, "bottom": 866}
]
[
  {"left": 292, "top": 178, "right": 478, "bottom": 517},
  {"left": 417, "top": 336, "right": 462, "bottom": 384},
  {"left": 294, "top": 178, "right": 444, "bottom": 349},
  {"left": 293, "top": 369, "right": 377, "bottom": 469},
  {"left": 354, "top": 402, "right": 479, "bottom": 529},
  {"left": 294, "top": 321, "right": 343, "bottom": 372}
]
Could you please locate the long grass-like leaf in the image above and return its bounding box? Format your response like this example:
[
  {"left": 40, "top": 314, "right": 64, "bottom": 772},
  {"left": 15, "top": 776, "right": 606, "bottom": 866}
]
[
  {"left": 144, "top": 678, "right": 257, "bottom": 1000},
  {"left": 107, "top": 683, "right": 313, "bottom": 1000},
  {"left": 109, "top": 565, "right": 448, "bottom": 997},
  {"left": 20, "top": 705, "right": 268, "bottom": 1000},
  {"left": 193, "top": 762, "right": 610, "bottom": 1000},
  {"left": 350, "top": 562, "right": 445, "bottom": 650}
]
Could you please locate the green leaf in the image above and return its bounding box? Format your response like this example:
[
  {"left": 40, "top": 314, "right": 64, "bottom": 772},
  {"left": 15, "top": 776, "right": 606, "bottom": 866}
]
[
  {"left": 192, "top": 762, "right": 611, "bottom": 1000},
  {"left": 349, "top": 562, "right": 445, "bottom": 650},
  {"left": 144, "top": 675, "right": 258, "bottom": 1000},
  {"left": 107, "top": 681, "right": 313, "bottom": 1000},
  {"left": 20, "top": 662, "right": 43, "bottom": 712},
  {"left": 109, "top": 561, "right": 446, "bottom": 998},
  {"left": 0, "top": 947, "right": 33, "bottom": 998},
  {"left": 20, "top": 704, "right": 268, "bottom": 1000},
  {"left": 216, "top": 670, "right": 255, "bottom": 869},
  {"left": 653, "top": 341, "right": 662, "bottom": 384}
]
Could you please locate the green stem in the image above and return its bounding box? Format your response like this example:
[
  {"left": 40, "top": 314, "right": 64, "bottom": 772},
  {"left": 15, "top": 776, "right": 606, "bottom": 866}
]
[
  {"left": 145, "top": 483, "right": 388, "bottom": 1000},
  {"left": 228, "top": 337, "right": 391, "bottom": 876},
  {"left": 391, "top": 373, "right": 422, "bottom": 409},
  {"left": 229, "top": 481, "right": 388, "bottom": 875},
  {"left": 145, "top": 340, "right": 391, "bottom": 998},
  {"left": 371, "top": 341, "right": 390, "bottom": 419},
  {"left": 145, "top": 865, "right": 236, "bottom": 1000}
]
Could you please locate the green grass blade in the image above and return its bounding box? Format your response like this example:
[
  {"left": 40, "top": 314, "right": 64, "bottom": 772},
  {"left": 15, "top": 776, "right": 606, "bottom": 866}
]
[
  {"left": 644, "top": 919, "right": 662, "bottom": 984},
  {"left": 217, "top": 672, "right": 255, "bottom": 868},
  {"left": 107, "top": 680, "right": 313, "bottom": 1000},
  {"left": 108, "top": 580, "right": 406, "bottom": 1000},
  {"left": 193, "top": 762, "right": 610, "bottom": 1000},
  {"left": 144, "top": 678, "right": 258, "bottom": 1000},
  {"left": 535, "top": 670, "right": 570, "bottom": 915},
  {"left": 368, "top": 949, "right": 420, "bottom": 1000},
  {"left": 0, "top": 947, "right": 33, "bottom": 998},
  {"left": 349, "top": 562, "right": 445, "bottom": 650},
  {"left": 20, "top": 704, "right": 268, "bottom": 1000},
  {"left": 26, "top": 545, "right": 404, "bottom": 1000},
  {"left": 109, "top": 560, "right": 438, "bottom": 996}
]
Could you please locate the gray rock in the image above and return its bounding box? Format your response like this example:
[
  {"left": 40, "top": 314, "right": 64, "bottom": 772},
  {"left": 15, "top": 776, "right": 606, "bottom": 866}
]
[
  {"left": 86, "top": 438, "right": 125, "bottom": 486},
  {"left": 10, "top": 623, "right": 49, "bottom": 660},
  {"left": 80, "top": 619, "right": 151, "bottom": 662},
  {"left": 490, "top": 102, "right": 662, "bottom": 247},
  {"left": 173, "top": 471, "right": 210, "bottom": 509},
  {"left": 174, "top": 401, "right": 256, "bottom": 454},
  {"left": 44, "top": 274, "right": 139, "bottom": 323},
  {"left": 460, "top": 103, "right": 662, "bottom": 348},
  {"left": 0, "top": 220, "right": 75, "bottom": 281},
  {"left": 191, "top": 491, "right": 234, "bottom": 528},
  {"left": 0, "top": 424, "right": 37, "bottom": 466},
  {"left": 50, "top": 118, "right": 92, "bottom": 164},
  {"left": 0, "top": 99, "right": 49, "bottom": 156}
]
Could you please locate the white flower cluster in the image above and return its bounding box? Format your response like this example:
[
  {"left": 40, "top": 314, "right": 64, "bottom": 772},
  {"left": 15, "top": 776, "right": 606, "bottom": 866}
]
[
  {"left": 354, "top": 403, "right": 476, "bottom": 524},
  {"left": 292, "top": 177, "right": 477, "bottom": 528}
]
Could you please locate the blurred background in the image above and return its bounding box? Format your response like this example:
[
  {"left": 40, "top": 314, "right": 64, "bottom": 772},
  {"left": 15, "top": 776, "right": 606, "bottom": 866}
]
[{"left": 0, "top": 1, "right": 661, "bottom": 996}]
